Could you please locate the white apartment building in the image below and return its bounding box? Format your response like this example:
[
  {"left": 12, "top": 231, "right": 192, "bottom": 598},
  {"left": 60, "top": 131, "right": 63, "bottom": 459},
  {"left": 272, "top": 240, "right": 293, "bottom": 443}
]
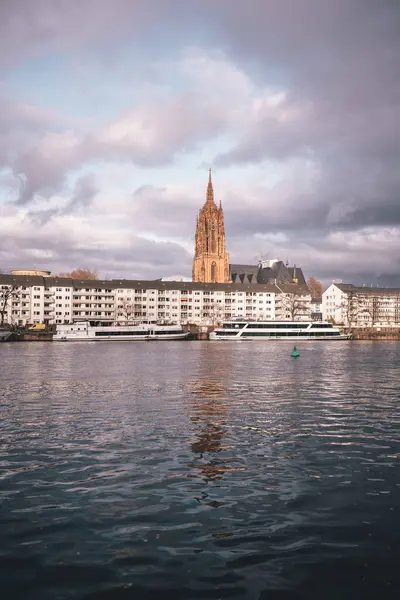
[
  {"left": 0, "top": 274, "right": 312, "bottom": 326},
  {"left": 323, "top": 283, "right": 400, "bottom": 327}
]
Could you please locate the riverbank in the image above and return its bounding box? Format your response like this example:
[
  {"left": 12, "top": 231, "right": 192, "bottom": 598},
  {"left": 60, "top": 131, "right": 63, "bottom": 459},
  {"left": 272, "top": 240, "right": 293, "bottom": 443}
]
[{"left": 348, "top": 328, "right": 400, "bottom": 340}]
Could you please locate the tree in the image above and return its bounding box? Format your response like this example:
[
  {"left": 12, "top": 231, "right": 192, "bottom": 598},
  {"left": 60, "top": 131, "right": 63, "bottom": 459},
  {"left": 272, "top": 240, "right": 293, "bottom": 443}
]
[
  {"left": 57, "top": 268, "right": 98, "bottom": 280},
  {"left": 341, "top": 291, "right": 360, "bottom": 332},
  {"left": 363, "top": 295, "right": 381, "bottom": 328},
  {"left": 307, "top": 276, "right": 323, "bottom": 299},
  {"left": 0, "top": 284, "right": 19, "bottom": 325},
  {"left": 116, "top": 298, "right": 135, "bottom": 325},
  {"left": 281, "top": 293, "right": 310, "bottom": 320},
  {"left": 204, "top": 301, "right": 224, "bottom": 326},
  {"left": 394, "top": 294, "right": 400, "bottom": 326}
]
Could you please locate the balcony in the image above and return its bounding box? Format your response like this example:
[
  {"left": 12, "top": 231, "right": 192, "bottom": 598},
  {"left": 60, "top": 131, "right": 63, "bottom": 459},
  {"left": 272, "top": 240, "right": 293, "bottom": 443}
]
[
  {"left": 73, "top": 302, "right": 114, "bottom": 309},
  {"left": 73, "top": 296, "right": 114, "bottom": 302}
]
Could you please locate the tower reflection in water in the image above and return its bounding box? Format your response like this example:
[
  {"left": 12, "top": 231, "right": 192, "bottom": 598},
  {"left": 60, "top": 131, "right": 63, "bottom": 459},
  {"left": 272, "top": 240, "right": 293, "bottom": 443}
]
[{"left": 188, "top": 350, "right": 246, "bottom": 508}]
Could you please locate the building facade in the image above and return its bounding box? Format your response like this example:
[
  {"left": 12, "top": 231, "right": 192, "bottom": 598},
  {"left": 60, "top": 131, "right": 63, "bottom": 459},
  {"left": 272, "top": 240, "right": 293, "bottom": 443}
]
[
  {"left": 0, "top": 274, "right": 312, "bottom": 327},
  {"left": 323, "top": 283, "right": 400, "bottom": 327},
  {"left": 192, "top": 170, "right": 230, "bottom": 283}
]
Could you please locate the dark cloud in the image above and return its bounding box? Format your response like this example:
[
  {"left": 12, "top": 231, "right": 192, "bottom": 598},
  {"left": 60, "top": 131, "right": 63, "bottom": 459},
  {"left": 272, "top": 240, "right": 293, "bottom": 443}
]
[
  {"left": 1, "top": 0, "right": 399, "bottom": 284},
  {"left": 27, "top": 173, "right": 99, "bottom": 224},
  {"left": 0, "top": 220, "right": 192, "bottom": 280},
  {"left": 0, "top": 0, "right": 190, "bottom": 71},
  {"left": 211, "top": 0, "right": 400, "bottom": 238}
]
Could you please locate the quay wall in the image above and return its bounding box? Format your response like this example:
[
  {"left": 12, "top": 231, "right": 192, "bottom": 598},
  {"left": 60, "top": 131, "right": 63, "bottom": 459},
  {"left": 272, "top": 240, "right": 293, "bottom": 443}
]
[{"left": 347, "top": 328, "right": 400, "bottom": 341}]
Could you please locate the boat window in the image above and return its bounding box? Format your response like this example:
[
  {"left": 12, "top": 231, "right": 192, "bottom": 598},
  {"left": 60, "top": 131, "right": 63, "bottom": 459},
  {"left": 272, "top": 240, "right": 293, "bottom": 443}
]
[
  {"left": 245, "top": 323, "right": 306, "bottom": 329},
  {"left": 216, "top": 330, "right": 238, "bottom": 336},
  {"left": 94, "top": 330, "right": 149, "bottom": 336},
  {"left": 156, "top": 330, "right": 183, "bottom": 335}
]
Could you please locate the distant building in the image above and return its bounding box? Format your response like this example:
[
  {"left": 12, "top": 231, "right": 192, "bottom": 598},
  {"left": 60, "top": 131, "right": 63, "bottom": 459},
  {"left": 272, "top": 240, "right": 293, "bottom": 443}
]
[
  {"left": 310, "top": 297, "right": 323, "bottom": 321},
  {"left": 11, "top": 269, "right": 51, "bottom": 277},
  {"left": 323, "top": 283, "right": 400, "bottom": 327},
  {"left": 192, "top": 170, "right": 230, "bottom": 283},
  {"left": 0, "top": 273, "right": 312, "bottom": 326}
]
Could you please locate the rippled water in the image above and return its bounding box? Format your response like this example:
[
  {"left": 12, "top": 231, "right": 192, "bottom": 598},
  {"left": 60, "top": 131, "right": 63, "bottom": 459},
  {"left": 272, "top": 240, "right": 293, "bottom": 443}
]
[{"left": 0, "top": 341, "right": 399, "bottom": 599}]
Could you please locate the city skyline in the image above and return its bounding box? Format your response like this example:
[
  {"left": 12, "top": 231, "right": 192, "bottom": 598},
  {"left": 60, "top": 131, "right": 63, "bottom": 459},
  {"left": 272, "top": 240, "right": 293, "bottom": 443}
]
[{"left": 0, "top": 1, "right": 399, "bottom": 286}]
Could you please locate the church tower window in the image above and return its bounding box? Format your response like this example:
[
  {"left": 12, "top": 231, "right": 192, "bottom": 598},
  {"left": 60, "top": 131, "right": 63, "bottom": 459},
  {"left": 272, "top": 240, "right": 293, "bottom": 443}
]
[
  {"left": 211, "top": 262, "right": 217, "bottom": 282},
  {"left": 211, "top": 222, "right": 216, "bottom": 253}
]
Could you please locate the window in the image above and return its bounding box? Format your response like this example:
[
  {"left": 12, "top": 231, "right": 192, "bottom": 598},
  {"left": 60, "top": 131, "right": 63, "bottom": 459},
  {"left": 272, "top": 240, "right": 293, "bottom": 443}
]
[
  {"left": 211, "top": 221, "right": 216, "bottom": 253},
  {"left": 211, "top": 262, "right": 217, "bottom": 282}
]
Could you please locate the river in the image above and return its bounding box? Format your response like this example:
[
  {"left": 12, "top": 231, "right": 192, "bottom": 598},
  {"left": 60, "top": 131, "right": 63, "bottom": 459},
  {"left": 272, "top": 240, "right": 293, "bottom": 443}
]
[{"left": 0, "top": 341, "right": 399, "bottom": 599}]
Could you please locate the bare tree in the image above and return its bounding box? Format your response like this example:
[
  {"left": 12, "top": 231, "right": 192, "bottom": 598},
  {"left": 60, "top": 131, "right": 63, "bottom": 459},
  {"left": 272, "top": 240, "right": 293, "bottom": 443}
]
[
  {"left": 394, "top": 294, "right": 400, "bottom": 326},
  {"left": 206, "top": 301, "right": 224, "bottom": 326},
  {"left": 58, "top": 268, "right": 98, "bottom": 280},
  {"left": 0, "top": 284, "right": 19, "bottom": 325},
  {"left": 363, "top": 295, "right": 381, "bottom": 328},
  {"left": 280, "top": 293, "right": 310, "bottom": 320},
  {"left": 341, "top": 291, "right": 360, "bottom": 332},
  {"left": 307, "top": 276, "right": 323, "bottom": 299},
  {"left": 116, "top": 298, "right": 135, "bottom": 325}
]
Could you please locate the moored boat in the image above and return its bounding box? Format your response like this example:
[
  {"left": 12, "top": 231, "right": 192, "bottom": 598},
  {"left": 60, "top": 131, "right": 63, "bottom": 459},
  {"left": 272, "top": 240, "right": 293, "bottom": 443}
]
[
  {"left": 0, "top": 328, "right": 12, "bottom": 342},
  {"left": 54, "top": 321, "right": 189, "bottom": 341},
  {"left": 210, "top": 320, "right": 351, "bottom": 340}
]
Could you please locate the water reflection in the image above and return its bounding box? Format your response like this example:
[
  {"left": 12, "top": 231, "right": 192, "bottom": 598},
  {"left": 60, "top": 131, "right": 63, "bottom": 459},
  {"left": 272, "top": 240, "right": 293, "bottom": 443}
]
[{"left": 188, "top": 378, "right": 246, "bottom": 495}]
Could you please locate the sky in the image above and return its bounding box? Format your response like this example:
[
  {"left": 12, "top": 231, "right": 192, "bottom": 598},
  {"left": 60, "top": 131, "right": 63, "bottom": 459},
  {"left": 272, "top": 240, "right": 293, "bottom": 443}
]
[{"left": 0, "top": 0, "right": 399, "bottom": 285}]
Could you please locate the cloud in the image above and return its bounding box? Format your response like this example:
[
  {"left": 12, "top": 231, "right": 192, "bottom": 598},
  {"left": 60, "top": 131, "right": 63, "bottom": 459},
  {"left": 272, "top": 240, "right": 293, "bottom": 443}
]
[
  {"left": 0, "top": 0, "right": 399, "bottom": 285},
  {"left": 27, "top": 173, "right": 99, "bottom": 224},
  {"left": 5, "top": 46, "right": 265, "bottom": 203},
  {"left": 0, "top": 195, "right": 193, "bottom": 279},
  {"left": 0, "top": 0, "right": 189, "bottom": 71}
]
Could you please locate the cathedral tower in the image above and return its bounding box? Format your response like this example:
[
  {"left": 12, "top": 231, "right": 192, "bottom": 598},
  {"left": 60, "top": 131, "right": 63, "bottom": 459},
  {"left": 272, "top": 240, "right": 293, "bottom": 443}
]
[{"left": 192, "top": 170, "right": 230, "bottom": 283}]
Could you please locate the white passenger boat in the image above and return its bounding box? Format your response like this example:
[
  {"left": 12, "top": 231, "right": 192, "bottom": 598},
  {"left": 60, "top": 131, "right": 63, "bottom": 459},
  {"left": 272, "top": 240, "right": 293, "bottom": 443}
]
[
  {"left": 54, "top": 322, "right": 190, "bottom": 341},
  {"left": 0, "top": 328, "right": 12, "bottom": 342},
  {"left": 210, "top": 320, "right": 351, "bottom": 340}
]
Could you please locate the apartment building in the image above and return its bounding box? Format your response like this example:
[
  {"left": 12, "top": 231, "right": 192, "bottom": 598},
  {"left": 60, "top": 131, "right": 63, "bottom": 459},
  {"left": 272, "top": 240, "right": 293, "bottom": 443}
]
[
  {"left": 0, "top": 274, "right": 312, "bottom": 326},
  {"left": 323, "top": 283, "right": 400, "bottom": 327}
]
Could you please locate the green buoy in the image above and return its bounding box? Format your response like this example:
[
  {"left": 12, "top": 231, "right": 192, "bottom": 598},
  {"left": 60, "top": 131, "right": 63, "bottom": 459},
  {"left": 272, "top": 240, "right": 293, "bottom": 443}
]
[{"left": 291, "top": 345, "right": 300, "bottom": 358}]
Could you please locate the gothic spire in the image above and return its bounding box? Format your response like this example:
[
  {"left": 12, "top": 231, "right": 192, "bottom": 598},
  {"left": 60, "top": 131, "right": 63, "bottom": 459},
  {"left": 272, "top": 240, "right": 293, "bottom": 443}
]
[{"left": 206, "top": 168, "right": 215, "bottom": 206}]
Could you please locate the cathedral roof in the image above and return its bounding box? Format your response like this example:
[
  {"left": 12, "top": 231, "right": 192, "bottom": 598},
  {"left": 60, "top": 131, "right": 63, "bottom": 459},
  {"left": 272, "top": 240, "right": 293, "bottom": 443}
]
[
  {"left": 229, "top": 261, "right": 307, "bottom": 287},
  {"left": 230, "top": 264, "right": 259, "bottom": 285}
]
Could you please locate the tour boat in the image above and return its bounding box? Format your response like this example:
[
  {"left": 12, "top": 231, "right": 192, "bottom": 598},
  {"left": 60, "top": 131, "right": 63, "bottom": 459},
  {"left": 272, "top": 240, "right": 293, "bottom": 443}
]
[
  {"left": 0, "top": 328, "right": 12, "bottom": 342},
  {"left": 209, "top": 320, "right": 351, "bottom": 340},
  {"left": 54, "top": 322, "right": 190, "bottom": 341}
]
